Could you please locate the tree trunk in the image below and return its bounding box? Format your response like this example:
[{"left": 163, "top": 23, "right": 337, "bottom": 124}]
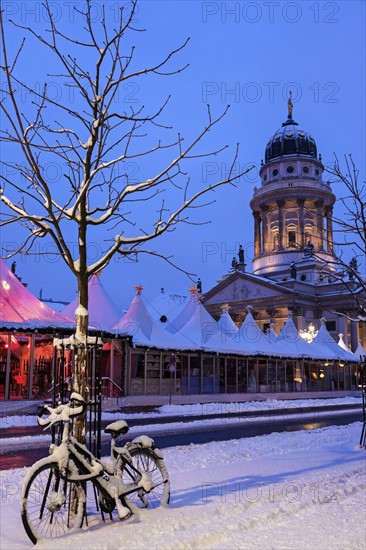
[{"left": 73, "top": 267, "right": 89, "bottom": 443}]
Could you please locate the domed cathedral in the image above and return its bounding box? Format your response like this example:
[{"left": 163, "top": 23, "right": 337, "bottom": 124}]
[
  {"left": 251, "top": 93, "right": 336, "bottom": 279},
  {"left": 204, "top": 96, "right": 366, "bottom": 352}
]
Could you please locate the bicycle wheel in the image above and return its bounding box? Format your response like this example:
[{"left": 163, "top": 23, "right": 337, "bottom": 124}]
[
  {"left": 120, "top": 445, "right": 170, "bottom": 509},
  {"left": 21, "top": 461, "right": 85, "bottom": 544}
]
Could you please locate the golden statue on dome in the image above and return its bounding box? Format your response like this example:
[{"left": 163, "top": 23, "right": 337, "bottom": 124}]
[{"left": 287, "top": 91, "right": 293, "bottom": 119}]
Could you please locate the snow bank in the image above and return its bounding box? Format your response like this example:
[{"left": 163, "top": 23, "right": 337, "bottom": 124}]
[{"left": 0, "top": 423, "right": 365, "bottom": 549}]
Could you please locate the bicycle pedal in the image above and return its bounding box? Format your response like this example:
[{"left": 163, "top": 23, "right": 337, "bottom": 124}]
[
  {"left": 116, "top": 500, "right": 131, "bottom": 521},
  {"left": 118, "top": 508, "right": 132, "bottom": 521}
]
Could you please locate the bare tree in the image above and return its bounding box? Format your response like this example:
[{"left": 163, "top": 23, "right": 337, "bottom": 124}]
[
  {"left": 322, "top": 155, "right": 366, "bottom": 319},
  {"left": 0, "top": 0, "right": 250, "bottom": 437}
]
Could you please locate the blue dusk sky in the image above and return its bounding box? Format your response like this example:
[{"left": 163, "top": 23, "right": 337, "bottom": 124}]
[{"left": 1, "top": 0, "right": 365, "bottom": 310}]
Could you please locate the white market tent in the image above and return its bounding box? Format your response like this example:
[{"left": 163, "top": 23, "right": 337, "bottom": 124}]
[
  {"left": 62, "top": 274, "right": 123, "bottom": 332},
  {"left": 168, "top": 301, "right": 297, "bottom": 358},
  {"left": 170, "top": 298, "right": 243, "bottom": 353},
  {"left": 230, "top": 309, "right": 296, "bottom": 357},
  {"left": 313, "top": 320, "right": 359, "bottom": 362},
  {"left": 267, "top": 323, "right": 278, "bottom": 344},
  {"left": 354, "top": 339, "right": 366, "bottom": 359},
  {"left": 113, "top": 287, "right": 197, "bottom": 351},
  {"left": 276, "top": 315, "right": 336, "bottom": 360},
  {"left": 217, "top": 307, "right": 239, "bottom": 338},
  {"left": 166, "top": 292, "right": 202, "bottom": 335},
  {"left": 146, "top": 290, "right": 188, "bottom": 323},
  {"left": 168, "top": 296, "right": 218, "bottom": 346},
  {"left": 0, "top": 258, "right": 74, "bottom": 330}
]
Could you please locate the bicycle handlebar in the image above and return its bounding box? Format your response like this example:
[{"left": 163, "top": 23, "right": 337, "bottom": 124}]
[{"left": 37, "top": 392, "right": 87, "bottom": 428}]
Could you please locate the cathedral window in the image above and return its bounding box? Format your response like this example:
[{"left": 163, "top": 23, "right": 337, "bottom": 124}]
[{"left": 288, "top": 230, "right": 296, "bottom": 247}]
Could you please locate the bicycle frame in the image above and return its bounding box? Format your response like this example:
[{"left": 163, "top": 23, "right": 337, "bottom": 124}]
[
  {"left": 22, "top": 394, "right": 170, "bottom": 544},
  {"left": 45, "top": 405, "right": 162, "bottom": 511}
]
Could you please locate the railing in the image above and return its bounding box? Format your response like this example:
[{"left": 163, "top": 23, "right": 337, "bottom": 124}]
[
  {"left": 101, "top": 377, "right": 124, "bottom": 405},
  {"left": 46, "top": 378, "right": 124, "bottom": 404},
  {"left": 252, "top": 179, "right": 332, "bottom": 199}
]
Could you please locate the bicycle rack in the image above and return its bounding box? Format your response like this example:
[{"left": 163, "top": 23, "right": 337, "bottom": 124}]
[{"left": 49, "top": 333, "right": 123, "bottom": 523}]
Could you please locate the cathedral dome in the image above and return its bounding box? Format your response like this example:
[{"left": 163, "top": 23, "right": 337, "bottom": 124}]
[{"left": 265, "top": 97, "right": 317, "bottom": 163}]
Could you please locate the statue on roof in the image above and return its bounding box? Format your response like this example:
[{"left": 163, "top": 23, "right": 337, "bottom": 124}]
[
  {"left": 287, "top": 91, "right": 293, "bottom": 119},
  {"left": 231, "top": 257, "right": 237, "bottom": 270},
  {"left": 348, "top": 257, "right": 358, "bottom": 280},
  {"left": 238, "top": 244, "right": 244, "bottom": 264},
  {"left": 304, "top": 240, "right": 315, "bottom": 258},
  {"left": 197, "top": 278, "right": 202, "bottom": 293},
  {"left": 290, "top": 261, "right": 297, "bottom": 279}
]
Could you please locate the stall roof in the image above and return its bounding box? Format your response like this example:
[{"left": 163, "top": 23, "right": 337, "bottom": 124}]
[
  {"left": 313, "top": 321, "right": 359, "bottom": 362},
  {"left": 146, "top": 290, "right": 188, "bottom": 323},
  {"left": 113, "top": 287, "right": 198, "bottom": 351},
  {"left": 62, "top": 274, "right": 123, "bottom": 332},
  {"left": 0, "top": 259, "right": 74, "bottom": 330},
  {"left": 217, "top": 308, "right": 238, "bottom": 337},
  {"left": 228, "top": 310, "right": 296, "bottom": 357},
  {"left": 354, "top": 339, "right": 366, "bottom": 359},
  {"left": 276, "top": 316, "right": 337, "bottom": 360}
]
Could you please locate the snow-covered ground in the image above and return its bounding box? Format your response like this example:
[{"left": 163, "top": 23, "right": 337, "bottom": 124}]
[
  {"left": 0, "top": 396, "right": 362, "bottom": 429},
  {"left": 1, "top": 422, "right": 365, "bottom": 549}
]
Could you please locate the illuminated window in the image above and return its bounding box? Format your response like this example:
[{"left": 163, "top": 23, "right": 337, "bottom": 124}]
[{"left": 288, "top": 231, "right": 296, "bottom": 247}]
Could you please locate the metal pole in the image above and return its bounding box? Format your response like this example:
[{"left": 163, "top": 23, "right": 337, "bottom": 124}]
[
  {"left": 169, "top": 370, "right": 173, "bottom": 406},
  {"left": 4, "top": 333, "right": 12, "bottom": 400}
]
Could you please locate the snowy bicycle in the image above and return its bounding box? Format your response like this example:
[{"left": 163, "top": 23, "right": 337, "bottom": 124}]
[{"left": 21, "top": 392, "right": 170, "bottom": 544}]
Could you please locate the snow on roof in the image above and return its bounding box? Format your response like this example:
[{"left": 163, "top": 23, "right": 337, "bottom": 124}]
[
  {"left": 230, "top": 310, "right": 295, "bottom": 357},
  {"left": 170, "top": 298, "right": 219, "bottom": 347},
  {"left": 155, "top": 297, "right": 241, "bottom": 353},
  {"left": 163, "top": 296, "right": 238, "bottom": 352},
  {"left": 312, "top": 321, "right": 359, "bottom": 362},
  {"left": 61, "top": 274, "right": 123, "bottom": 332},
  {"left": 0, "top": 259, "right": 74, "bottom": 330},
  {"left": 217, "top": 308, "right": 238, "bottom": 337},
  {"left": 146, "top": 290, "right": 188, "bottom": 323},
  {"left": 353, "top": 339, "right": 366, "bottom": 358},
  {"left": 113, "top": 288, "right": 197, "bottom": 350},
  {"left": 267, "top": 323, "right": 278, "bottom": 344},
  {"left": 276, "top": 316, "right": 334, "bottom": 360},
  {"left": 166, "top": 294, "right": 202, "bottom": 334},
  {"left": 338, "top": 333, "right": 350, "bottom": 352}
]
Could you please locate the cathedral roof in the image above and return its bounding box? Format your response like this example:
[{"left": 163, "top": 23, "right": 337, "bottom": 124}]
[{"left": 265, "top": 96, "right": 318, "bottom": 163}]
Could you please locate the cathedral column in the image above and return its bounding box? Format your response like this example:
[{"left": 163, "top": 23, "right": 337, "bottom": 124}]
[
  {"left": 297, "top": 198, "right": 305, "bottom": 249},
  {"left": 261, "top": 205, "right": 269, "bottom": 253},
  {"left": 326, "top": 207, "right": 334, "bottom": 253},
  {"left": 350, "top": 318, "right": 359, "bottom": 353},
  {"left": 277, "top": 200, "right": 285, "bottom": 250},
  {"left": 253, "top": 211, "right": 261, "bottom": 256},
  {"left": 315, "top": 200, "right": 324, "bottom": 251}
]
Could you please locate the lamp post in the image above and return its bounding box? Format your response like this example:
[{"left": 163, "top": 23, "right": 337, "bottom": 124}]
[
  {"left": 359, "top": 355, "right": 366, "bottom": 448},
  {"left": 168, "top": 353, "right": 176, "bottom": 406}
]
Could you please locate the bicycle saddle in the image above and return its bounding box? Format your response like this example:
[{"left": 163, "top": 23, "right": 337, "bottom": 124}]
[{"left": 104, "top": 420, "right": 129, "bottom": 437}]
